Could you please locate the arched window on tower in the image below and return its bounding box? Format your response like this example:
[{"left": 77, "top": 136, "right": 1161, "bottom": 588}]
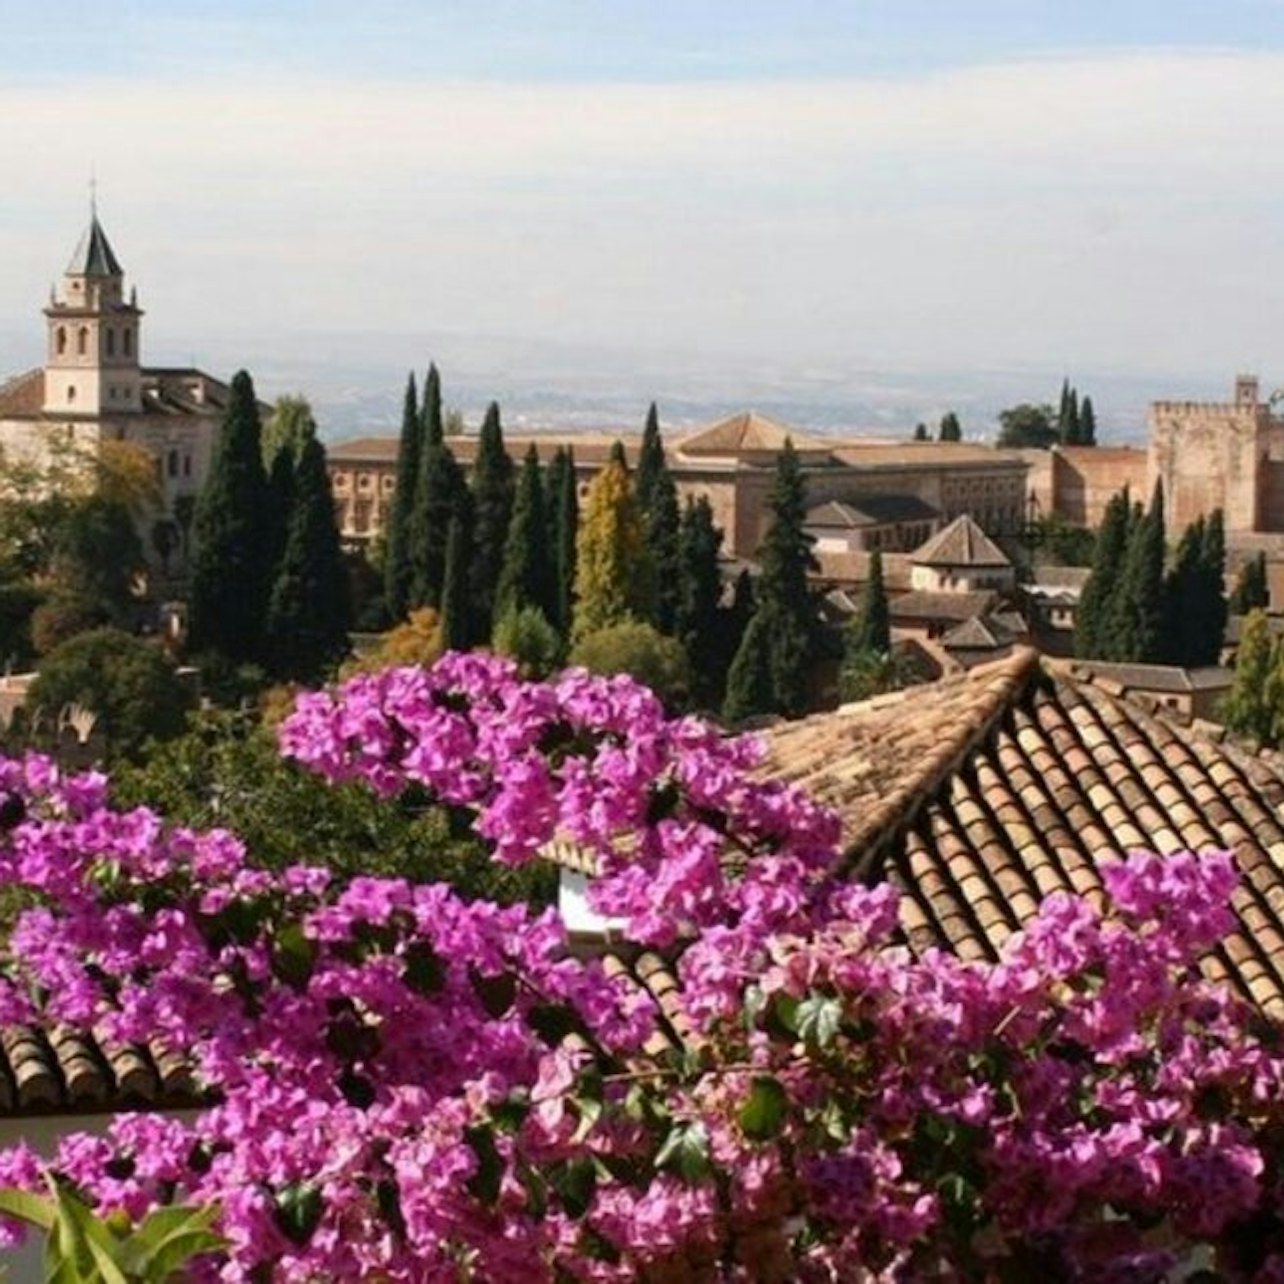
[
  {"left": 67, "top": 386, "right": 76, "bottom": 404},
  {"left": 56, "top": 327, "right": 67, "bottom": 356},
  {"left": 106, "top": 329, "right": 116, "bottom": 357},
  {"left": 77, "top": 328, "right": 88, "bottom": 356}
]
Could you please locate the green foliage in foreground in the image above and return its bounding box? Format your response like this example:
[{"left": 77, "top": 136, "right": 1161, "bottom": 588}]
[{"left": 111, "top": 709, "right": 557, "bottom": 906}]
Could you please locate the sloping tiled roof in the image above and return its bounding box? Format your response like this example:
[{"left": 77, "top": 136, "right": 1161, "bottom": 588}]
[
  {"left": 0, "top": 368, "right": 44, "bottom": 418},
  {"left": 759, "top": 648, "right": 1284, "bottom": 1018},
  {"left": 66, "top": 216, "right": 123, "bottom": 278},
  {"left": 912, "top": 514, "right": 1010, "bottom": 568},
  {"left": 0, "top": 1023, "right": 200, "bottom": 1117},
  {"left": 806, "top": 496, "right": 941, "bottom": 529},
  {"left": 1066, "top": 660, "right": 1232, "bottom": 695},
  {"left": 677, "top": 412, "right": 832, "bottom": 457},
  {"left": 890, "top": 589, "right": 997, "bottom": 623}
]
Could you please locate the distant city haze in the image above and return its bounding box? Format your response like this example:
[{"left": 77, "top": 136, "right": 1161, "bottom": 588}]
[{"left": 2, "top": 2, "right": 1282, "bottom": 441}]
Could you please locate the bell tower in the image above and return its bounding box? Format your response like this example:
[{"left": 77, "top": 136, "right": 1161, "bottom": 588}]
[{"left": 42, "top": 207, "right": 144, "bottom": 416}]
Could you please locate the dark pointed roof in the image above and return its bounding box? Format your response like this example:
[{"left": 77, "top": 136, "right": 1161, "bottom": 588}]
[
  {"left": 911, "top": 514, "right": 1009, "bottom": 568},
  {"left": 66, "top": 215, "right": 123, "bottom": 278}
]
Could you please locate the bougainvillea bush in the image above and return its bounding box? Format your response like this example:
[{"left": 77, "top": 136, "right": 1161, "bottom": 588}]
[{"left": 0, "top": 652, "right": 1282, "bottom": 1280}]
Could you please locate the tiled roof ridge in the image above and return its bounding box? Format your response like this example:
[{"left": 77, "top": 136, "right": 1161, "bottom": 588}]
[{"left": 840, "top": 646, "right": 1043, "bottom": 879}]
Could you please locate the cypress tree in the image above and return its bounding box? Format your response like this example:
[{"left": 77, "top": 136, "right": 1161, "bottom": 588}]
[
  {"left": 849, "top": 549, "right": 891, "bottom": 656},
  {"left": 1108, "top": 481, "right": 1165, "bottom": 662},
  {"left": 572, "top": 443, "right": 649, "bottom": 641},
  {"left": 496, "top": 445, "right": 553, "bottom": 625},
  {"left": 189, "top": 370, "right": 270, "bottom": 665},
  {"left": 938, "top": 412, "right": 961, "bottom": 443},
  {"left": 722, "top": 611, "right": 774, "bottom": 725},
  {"left": 546, "top": 447, "right": 578, "bottom": 637},
  {"left": 1231, "top": 551, "right": 1270, "bottom": 615},
  {"left": 913, "top": 423, "right": 929, "bottom": 442},
  {"left": 421, "top": 363, "right": 444, "bottom": 449},
  {"left": 1079, "top": 395, "right": 1097, "bottom": 447},
  {"left": 1196, "top": 509, "right": 1228, "bottom": 666},
  {"left": 648, "top": 470, "right": 682, "bottom": 635},
  {"left": 384, "top": 373, "right": 421, "bottom": 621},
  {"left": 469, "top": 402, "right": 514, "bottom": 639},
  {"left": 635, "top": 402, "right": 664, "bottom": 515},
  {"left": 675, "top": 496, "right": 724, "bottom": 706},
  {"left": 1162, "top": 516, "right": 1206, "bottom": 667},
  {"left": 440, "top": 514, "right": 470, "bottom": 652},
  {"left": 408, "top": 442, "right": 469, "bottom": 611},
  {"left": 1075, "top": 487, "right": 1130, "bottom": 660},
  {"left": 264, "top": 435, "right": 352, "bottom": 682}
]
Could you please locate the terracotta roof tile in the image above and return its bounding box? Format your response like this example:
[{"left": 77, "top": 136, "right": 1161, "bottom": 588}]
[{"left": 911, "top": 514, "right": 1010, "bottom": 568}]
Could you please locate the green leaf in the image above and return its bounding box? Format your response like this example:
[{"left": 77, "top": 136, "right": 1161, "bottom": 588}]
[
  {"left": 464, "top": 1126, "right": 503, "bottom": 1206},
  {"left": 0, "top": 1187, "right": 55, "bottom": 1232},
  {"left": 270, "top": 921, "right": 317, "bottom": 990},
  {"left": 121, "top": 1203, "right": 225, "bottom": 1279},
  {"left": 50, "top": 1187, "right": 129, "bottom": 1284},
  {"left": 764, "top": 992, "right": 800, "bottom": 1041},
  {"left": 738, "top": 1076, "right": 788, "bottom": 1141},
  {"left": 795, "top": 995, "right": 842, "bottom": 1050},
  {"left": 550, "top": 1157, "right": 596, "bottom": 1219},
  {"left": 570, "top": 1094, "right": 603, "bottom": 1145},
  {"left": 654, "top": 1122, "right": 712, "bottom": 1183}
]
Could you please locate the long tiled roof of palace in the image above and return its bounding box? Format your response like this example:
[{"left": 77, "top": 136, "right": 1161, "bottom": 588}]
[{"left": 757, "top": 648, "right": 1284, "bottom": 1018}]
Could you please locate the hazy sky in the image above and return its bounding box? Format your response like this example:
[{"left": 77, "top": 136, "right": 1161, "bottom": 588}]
[{"left": 3, "top": 1, "right": 1284, "bottom": 419}]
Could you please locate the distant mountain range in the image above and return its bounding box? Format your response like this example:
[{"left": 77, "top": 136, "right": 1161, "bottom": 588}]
[{"left": 0, "top": 324, "right": 1239, "bottom": 448}]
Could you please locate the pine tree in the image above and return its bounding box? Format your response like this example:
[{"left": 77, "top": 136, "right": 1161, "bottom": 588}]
[
  {"left": 726, "top": 440, "right": 817, "bottom": 719},
  {"left": 264, "top": 436, "right": 352, "bottom": 682},
  {"left": 1075, "top": 487, "right": 1130, "bottom": 659},
  {"left": 938, "top": 412, "right": 961, "bottom": 443},
  {"left": 189, "top": 370, "right": 270, "bottom": 665},
  {"left": 1231, "top": 551, "right": 1270, "bottom": 615},
  {"left": 384, "top": 373, "right": 422, "bottom": 622},
  {"left": 440, "top": 514, "right": 470, "bottom": 652},
  {"left": 1079, "top": 396, "right": 1097, "bottom": 446},
  {"left": 468, "top": 402, "right": 514, "bottom": 640},
  {"left": 1223, "top": 609, "right": 1281, "bottom": 745},
  {"left": 408, "top": 442, "right": 469, "bottom": 611},
  {"left": 675, "top": 496, "right": 724, "bottom": 706},
  {"left": 1106, "top": 481, "right": 1165, "bottom": 662},
  {"left": 546, "top": 447, "right": 578, "bottom": 636},
  {"left": 572, "top": 443, "right": 649, "bottom": 641},
  {"left": 496, "top": 445, "right": 553, "bottom": 626},
  {"left": 635, "top": 403, "right": 664, "bottom": 515},
  {"left": 421, "top": 364, "right": 444, "bottom": 449}
]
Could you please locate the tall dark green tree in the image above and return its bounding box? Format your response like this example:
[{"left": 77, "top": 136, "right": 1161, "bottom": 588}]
[
  {"left": 675, "top": 496, "right": 724, "bottom": 706},
  {"left": 1079, "top": 396, "right": 1097, "bottom": 446},
  {"left": 1231, "top": 550, "right": 1270, "bottom": 616},
  {"left": 938, "top": 412, "right": 961, "bottom": 443},
  {"left": 468, "top": 402, "right": 514, "bottom": 641},
  {"left": 384, "top": 372, "right": 421, "bottom": 621},
  {"left": 408, "top": 441, "right": 469, "bottom": 612},
  {"left": 264, "top": 436, "right": 352, "bottom": 682},
  {"left": 421, "top": 364, "right": 444, "bottom": 450},
  {"left": 722, "top": 611, "right": 775, "bottom": 725},
  {"left": 1162, "top": 516, "right": 1206, "bottom": 667},
  {"left": 1198, "top": 508, "right": 1228, "bottom": 664},
  {"left": 724, "top": 440, "right": 817, "bottom": 720},
  {"left": 913, "top": 423, "right": 929, "bottom": 442},
  {"left": 647, "top": 470, "right": 682, "bottom": 635},
  {"left": 635, "top": 403, "right": 664, "bottom": 516},
  {"left": 496, "top": 445, "right": 553, "bottom": 625},
  {"left": 1057, "top": 380, "right": 1081, "bottom": 445},
  {"left": 849, "top": 550, "right": 891, "bottom": 656},
  {"left": 546, "top": 447, "right": 578, "bottom": 636},
  {"left": 1106, "top": 481, "right": 1165, "bottom": 662},
  {"left": 1075, "top": 487, "right": 1130, "bottom": 659},
  {"left": 440, "top": 514, "right": 470, "bottom": 652},
  {"left": 189, "top": 370, "right": 270, "bottom": 665}
]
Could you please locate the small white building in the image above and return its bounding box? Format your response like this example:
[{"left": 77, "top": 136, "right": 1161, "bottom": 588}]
[{"left": 908, "top": 514, "right": 1015, "bottom": 594}]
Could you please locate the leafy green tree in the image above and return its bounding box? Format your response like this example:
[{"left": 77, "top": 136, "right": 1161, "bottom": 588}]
[
  {"left": 675, "top": 496, "right": 725, "bottom": 706},
  {"left": 1079, "top": 395, "right": 1098, "bottom": 446},
  {"left": 496, "top": 445, "right": 554, "bottom": 625},
  {"left": 384, "top": 372, "right": 421, "bottom": 621},
  {"left": 262, "top": 395, "right": 316, "bottom": 471},
  {"left": 997, "top": 403, "right": 1058, "bottom": 449},
  {"left": 1075, "top": 488, "right": 1130, "bottom": 659},
  {"left": 1222, "top": 609, "right": 1282, "bottom": 745},
  {"left": 492, "top": 604, "right": 562, "bottom": 679},
  {"left": 938, "top": 412, "right": 961, "bottom": 443},
  {"left": 725, "top": 440, "right": 817, "bottom": 720},
  {"left": 1032, "top": 513, "right": 1096, "bottom": 567},
  {"left": 29, "top": 628, "right": 188, "bottom": 760},
  {"left": 1231, "top": 551, "right": 1270, "bottom": 616},
  {"left": 546, "top": 447, "right": 578, "bottom": 635},
  {"left": 468, "top": 402, "right": 514, "bottom": 640},
  {"left": 440, "top": 514, "right": 471, "bottom": 652},
  {"left": 572, "top": 443, "right": 650, "bottom": 641},
  {"left": 51, "top": 494, "right": 144, "bottom": 623},
  {"left": 30, "top": 592, "right": 111, "bottom": 658},
  {"left": 570, "top": 620, "right": 691, "bottom": 709},
  {"left": 264, "top": 436, "right": 352, "bottom": 683},
  {"left": 189, "top": 370, "right": 270, "bottom": 665}
]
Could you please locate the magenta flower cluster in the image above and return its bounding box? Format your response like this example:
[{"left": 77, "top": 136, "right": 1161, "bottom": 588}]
[{"left": 0, "top": 651, "right": 1281, "bottom": 1280}]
